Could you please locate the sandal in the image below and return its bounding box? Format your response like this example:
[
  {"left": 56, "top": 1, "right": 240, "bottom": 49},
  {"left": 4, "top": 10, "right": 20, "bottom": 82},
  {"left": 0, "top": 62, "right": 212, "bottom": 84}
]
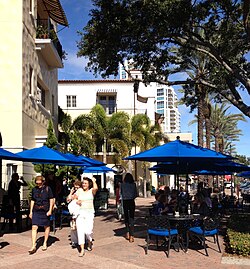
[
  {"left": 78, "top": 251, "right": 85, "bottom": 257},
  {"left": 87, "top": 241, "right": 93, "bottom": 251},
  {"left": 42, "top": 245, "right": 47, "bottom": 251},
  {"left": 28, "top": 248, "right": 36, "bottom": 255}
]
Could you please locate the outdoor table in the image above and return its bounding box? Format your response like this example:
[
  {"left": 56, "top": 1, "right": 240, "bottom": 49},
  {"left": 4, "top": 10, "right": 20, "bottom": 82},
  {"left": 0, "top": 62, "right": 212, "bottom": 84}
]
[{"left": 166, "top": 214, "right": 203, "bottom": 252}]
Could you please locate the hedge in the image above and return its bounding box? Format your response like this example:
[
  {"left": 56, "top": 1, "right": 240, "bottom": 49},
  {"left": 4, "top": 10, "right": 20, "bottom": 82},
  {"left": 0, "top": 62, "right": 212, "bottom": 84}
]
[{"left": 224, "top": 213, "right": 250, "bottom": 257}]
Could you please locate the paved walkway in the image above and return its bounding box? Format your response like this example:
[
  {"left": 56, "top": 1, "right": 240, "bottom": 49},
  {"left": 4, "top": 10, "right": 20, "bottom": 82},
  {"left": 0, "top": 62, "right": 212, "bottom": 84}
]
[{"left": 0, "top": 197, "right": 249, "bottom": 269}]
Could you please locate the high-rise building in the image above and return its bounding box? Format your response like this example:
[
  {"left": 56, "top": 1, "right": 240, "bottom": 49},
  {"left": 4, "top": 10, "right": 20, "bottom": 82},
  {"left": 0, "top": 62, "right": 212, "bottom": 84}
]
[
  {"left": 156, "top": 85, "right": 180, "bottom": 133},
  {"left": 119, "top": 61, "right": 181, "bottom": 134}
]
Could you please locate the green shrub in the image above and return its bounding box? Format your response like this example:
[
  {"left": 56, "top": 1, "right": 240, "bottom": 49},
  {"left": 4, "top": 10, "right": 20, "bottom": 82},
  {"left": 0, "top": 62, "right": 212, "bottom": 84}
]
[{"left": 225, "top": 214, "right": 250, "bottom": 257}]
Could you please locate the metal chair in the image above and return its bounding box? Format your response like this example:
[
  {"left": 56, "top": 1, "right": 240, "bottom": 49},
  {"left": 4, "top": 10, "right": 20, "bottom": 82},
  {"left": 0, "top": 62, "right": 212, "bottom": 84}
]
[
  {"left": 59, "top": 208, "right": 71, "bottom": 229},
  {"left": 187, "top": 216, "right": 221, "bottom": 256},
  {"left": 146, "top": 215, "right": 179, "bottom": 257},
  {"left": 0, "top": 195, "right": 16, "bottom": 231}
]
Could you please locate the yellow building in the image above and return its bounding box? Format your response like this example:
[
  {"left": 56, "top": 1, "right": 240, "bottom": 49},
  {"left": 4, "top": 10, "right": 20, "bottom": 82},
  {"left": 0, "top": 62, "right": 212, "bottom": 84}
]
[{"left": 0, "top": 0, "right": 68, "bottom": 193}]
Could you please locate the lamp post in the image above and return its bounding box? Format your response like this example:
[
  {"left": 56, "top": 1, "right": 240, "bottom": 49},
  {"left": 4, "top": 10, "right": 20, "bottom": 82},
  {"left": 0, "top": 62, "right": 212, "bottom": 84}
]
[{"left": 133, "top": 81, "right": 139, "bottom": 181}]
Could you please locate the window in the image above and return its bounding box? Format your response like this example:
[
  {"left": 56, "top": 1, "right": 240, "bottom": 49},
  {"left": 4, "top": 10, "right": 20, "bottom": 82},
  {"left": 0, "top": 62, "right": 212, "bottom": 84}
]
[
  {"left": 52, "top": 94, "right": 55, "bottom": 116},
  {"left": 157, "top": 101, "right": 164, "bottom": 109},
  {"left": 29, "top": 0, "right": 34, "bottom": 15},
  {"left": 157, "top": 88, "right": 164, "bottom": 96},
  {"left": 97, "top": 94, "right": 116, "bottom": 114},
  {"left": 37, "top": 82, "right": 46, "bottom": 107},
  {"left": 66, "top": 95, "right": 77, "bottom": 108},
  {"left": 29, "top": 66, "right": 33, "bottom": 94}
]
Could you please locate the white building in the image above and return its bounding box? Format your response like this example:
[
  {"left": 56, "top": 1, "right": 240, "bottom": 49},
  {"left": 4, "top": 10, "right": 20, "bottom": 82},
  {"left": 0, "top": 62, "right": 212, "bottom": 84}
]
[
  {"left": 58, "top": 79, "right": 159, "bottom": 194},
  {"left": 58, "top": 79, "right": 156, "bottom": 124}
]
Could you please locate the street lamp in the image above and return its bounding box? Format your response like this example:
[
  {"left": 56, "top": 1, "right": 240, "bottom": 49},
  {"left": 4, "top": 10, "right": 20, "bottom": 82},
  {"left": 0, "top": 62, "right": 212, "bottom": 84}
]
[{"left": 133, "top": 81, "right": 139, "bottom": 181}]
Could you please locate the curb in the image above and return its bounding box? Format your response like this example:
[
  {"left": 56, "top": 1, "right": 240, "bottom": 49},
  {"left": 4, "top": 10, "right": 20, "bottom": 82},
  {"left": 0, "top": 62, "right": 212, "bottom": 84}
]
[{"left": 221, "top": 256, "right": 250, "bottom": 266}]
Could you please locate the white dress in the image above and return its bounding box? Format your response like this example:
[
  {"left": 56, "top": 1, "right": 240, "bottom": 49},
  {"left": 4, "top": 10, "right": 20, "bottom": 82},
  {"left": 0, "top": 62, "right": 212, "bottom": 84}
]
[{"left": 76, "top": 189, "right": 95, "bottom": 245}]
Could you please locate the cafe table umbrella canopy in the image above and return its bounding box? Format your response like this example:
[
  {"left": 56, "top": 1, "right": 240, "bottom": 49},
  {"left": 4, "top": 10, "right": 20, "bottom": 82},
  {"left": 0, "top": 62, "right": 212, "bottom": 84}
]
[
  {"left": 0, "top": 148, "right": 25, "bottom": 161},
  {"left": 237, "top": 171, "right": 250, "bottom": 178},
  {"left": 77, "top": 155, "right": 105, "bottom": 166},
  {"left": 124, "top": 139, "right": 232, "bottom": 162},
  {"left": 149, "top": 160, "right": 250, "bottom": 175},
  {"left": 83, "top": 165, "right": 115, "bottom": 173},
  {"left": 16, "top": 146, "right": 84, "bottom": 165}
]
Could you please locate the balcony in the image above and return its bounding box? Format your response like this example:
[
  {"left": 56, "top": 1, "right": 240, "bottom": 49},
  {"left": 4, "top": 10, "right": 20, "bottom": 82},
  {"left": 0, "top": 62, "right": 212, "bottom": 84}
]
[{"left": 35, "top": 22, "right": 63, "bottom": 68}]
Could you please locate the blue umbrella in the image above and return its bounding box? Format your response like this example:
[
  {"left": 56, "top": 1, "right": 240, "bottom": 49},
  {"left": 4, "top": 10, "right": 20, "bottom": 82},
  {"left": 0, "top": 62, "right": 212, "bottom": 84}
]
[
  {"left": 237, "top": 171, "right": 250, "bottom": 178},
  {"left": 58, "top": 152, "right": 93, "bottom": 167},
  {"left": 16, "top": 146, "right": 83, "bottom": 165},
  {"left": 124, "top": 139, "right": 232, "bottom": 162},
  {"left": 77, "top": 155, "right": 105, "bottom": 166},
  {"left": 0, "top": 148, "right": 24, "bottom": 161},
  {"left": 150, "top": 160, "right": 250, "bottom": 175},
  {"left": 193, "top": 170, "right": 234, "bottom": 175},
  {"left": 83, "top": 165, "right": 115, "bottom": 173}
]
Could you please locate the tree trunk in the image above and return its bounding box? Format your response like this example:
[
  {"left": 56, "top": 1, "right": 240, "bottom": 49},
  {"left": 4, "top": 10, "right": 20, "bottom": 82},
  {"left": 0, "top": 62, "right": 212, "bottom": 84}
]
[
  {"left": 196, "top": 86, "right": 204, "bottom": 147},
  {"left": 103, "top": 138, "right": 107, "bottom": 164},
  {"left": 203, "top": 102, "right": 211, "bottom": 149}
]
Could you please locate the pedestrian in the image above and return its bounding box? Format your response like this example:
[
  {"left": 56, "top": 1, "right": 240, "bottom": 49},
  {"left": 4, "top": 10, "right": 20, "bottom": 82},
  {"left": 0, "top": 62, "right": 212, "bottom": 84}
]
[
  {"left": 67, "top": 180, "right": 82, "bottom": 248},
  {"left": 8, "top": 173, "right": 28, "bottom": 231},
  {"left": 120, "top": 173, "right": 137, "bottom": 243},
  {"left": 28, "top": 175, "right": 54, "bottom": 254},
  {"left": 75, "top": 177, "right": 98, "bottom": 257}
]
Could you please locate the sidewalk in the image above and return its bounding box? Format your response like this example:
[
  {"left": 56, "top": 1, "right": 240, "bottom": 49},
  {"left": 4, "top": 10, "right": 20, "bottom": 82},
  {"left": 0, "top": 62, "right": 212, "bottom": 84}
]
[{"left": 0, "top": 197, "right": 249, "bottom": 269}]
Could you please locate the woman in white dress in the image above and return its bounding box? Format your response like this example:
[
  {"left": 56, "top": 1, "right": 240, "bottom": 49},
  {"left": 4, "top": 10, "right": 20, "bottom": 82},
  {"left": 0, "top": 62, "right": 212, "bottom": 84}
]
[{"left": 75, "top": 177, "right": 98, "bottom": 257}]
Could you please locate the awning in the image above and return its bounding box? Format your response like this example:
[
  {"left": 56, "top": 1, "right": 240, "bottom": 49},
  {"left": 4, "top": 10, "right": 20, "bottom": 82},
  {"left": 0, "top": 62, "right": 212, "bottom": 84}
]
[{"left": 42, "top": 0, "right": 68, "bottom": 26}]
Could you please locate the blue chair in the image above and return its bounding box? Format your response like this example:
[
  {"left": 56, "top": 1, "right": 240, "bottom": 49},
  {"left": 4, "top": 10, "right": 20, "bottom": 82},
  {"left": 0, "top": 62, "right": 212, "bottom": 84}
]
[
  {"left": 50, "top": 212, "right": 56, "bottom": 234},
  {"left": 146, "top": 215, "right": 179, "bottom": 257},
  {"left": 187, "top": 217, "right": 221, "bottom": 256},
  {"left": 60, "top": 208, "right": 71, "bottom": 229}
]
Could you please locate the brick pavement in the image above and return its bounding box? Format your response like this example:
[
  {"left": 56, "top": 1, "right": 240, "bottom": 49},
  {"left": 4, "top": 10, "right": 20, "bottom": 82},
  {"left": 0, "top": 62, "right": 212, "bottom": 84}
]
[{"left": 0, "top": 197, "right": 249, "bottom": 269}]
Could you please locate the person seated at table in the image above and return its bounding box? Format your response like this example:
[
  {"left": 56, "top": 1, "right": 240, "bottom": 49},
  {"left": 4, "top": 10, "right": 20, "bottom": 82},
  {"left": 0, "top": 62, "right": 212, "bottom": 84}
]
[
  {"left": 178, "top": 186, "right": 188, "bottom": 214},
  {"left": 164, "top": 186, "right": 171, "bottom": 201},
  {"left": 192, "top": 192, "right": 210, "bottom": 216},
  {"left": 163, "top": 189, "right": 178, "bottom": 214},
  {"left": 201, "top": 189, "right": 212, "bottom": 209},
  {"left": 152, "top": 194, "right": 168, "bottom": 215}
]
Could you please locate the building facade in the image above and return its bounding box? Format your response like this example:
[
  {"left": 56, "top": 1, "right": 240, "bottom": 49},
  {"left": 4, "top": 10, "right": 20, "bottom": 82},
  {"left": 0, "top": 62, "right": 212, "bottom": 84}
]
[
  {"left": 156, "top": 85, "right": 181, "bottom": 133},
  {"left": 58, "top": 79, "right": 191, "bottom": 193},
  {"left": 0, "top": 0, "right": 68, "bottom": 193}
]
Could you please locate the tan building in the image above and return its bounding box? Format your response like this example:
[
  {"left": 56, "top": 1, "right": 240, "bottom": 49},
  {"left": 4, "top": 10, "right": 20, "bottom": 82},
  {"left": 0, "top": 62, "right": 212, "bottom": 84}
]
[{"left": 0, "top": 0, "right": 68, "bottom": 194}]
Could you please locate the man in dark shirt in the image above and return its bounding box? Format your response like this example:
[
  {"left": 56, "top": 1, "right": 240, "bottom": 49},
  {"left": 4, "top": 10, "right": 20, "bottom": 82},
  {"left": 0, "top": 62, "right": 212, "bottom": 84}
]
[{"left": 8, "top": 173, "right": 27, "bottom": 230}]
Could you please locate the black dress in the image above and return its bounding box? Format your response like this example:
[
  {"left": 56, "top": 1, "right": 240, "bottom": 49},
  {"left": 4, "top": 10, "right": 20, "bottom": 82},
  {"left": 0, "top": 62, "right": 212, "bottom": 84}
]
[{"left": 31, "top": 185, "right": 54, "bottom": 226}]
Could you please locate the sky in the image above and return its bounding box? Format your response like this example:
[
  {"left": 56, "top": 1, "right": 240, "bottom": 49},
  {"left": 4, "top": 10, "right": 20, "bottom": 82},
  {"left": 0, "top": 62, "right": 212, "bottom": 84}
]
[{"left": 58, "top": 0, "right": 250, "bottom": 157}]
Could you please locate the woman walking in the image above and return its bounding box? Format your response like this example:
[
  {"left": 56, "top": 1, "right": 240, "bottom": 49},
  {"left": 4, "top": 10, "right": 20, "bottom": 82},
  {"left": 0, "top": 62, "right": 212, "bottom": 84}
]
[
  {"left": 75, "top": 177, "right": 98, "bottom": 257},
  {"left": 120, "top": 173, "right": 137, "bottom": 243},
  {"left": 28, "top": 175, "right": 54, "bottom": 254}
]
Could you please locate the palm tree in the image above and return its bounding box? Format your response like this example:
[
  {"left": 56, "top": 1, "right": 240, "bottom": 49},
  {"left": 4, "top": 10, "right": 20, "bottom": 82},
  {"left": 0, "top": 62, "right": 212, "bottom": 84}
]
[
  {"left": 130, "top": 113, "right": 166, "bottom": 196},
  {"left": 73, "top": 104, "right": 130, "bottom": 163},
  {"left": 209, "top": 103, "right": 246, "bottom": 153},
  {"left": 178, "top": 29, "right": 213, "bottom": 148}
]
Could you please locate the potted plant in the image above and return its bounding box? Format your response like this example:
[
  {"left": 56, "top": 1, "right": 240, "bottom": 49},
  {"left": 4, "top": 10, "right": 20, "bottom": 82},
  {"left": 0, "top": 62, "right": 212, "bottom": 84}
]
[{"left": 36, "top": 25, "right": 48, "bottom": 39}]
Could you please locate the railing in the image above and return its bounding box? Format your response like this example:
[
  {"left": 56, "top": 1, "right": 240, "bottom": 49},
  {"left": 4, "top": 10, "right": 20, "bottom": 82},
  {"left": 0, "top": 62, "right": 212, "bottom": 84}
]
[{"left": 36, "top": 19, "right": 63, "bottom": 60}]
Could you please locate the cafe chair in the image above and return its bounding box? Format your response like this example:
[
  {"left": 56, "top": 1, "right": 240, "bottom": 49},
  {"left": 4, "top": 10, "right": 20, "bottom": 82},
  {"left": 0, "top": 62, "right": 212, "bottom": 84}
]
[
  {"left": 145, "top": 215, "right": 179, "bottom": 257},
  {"left": 59, "top": 208, "right": 71, "bottom": 229},
  {"left": 0, "top": 195, "right": 16, "bottom": 231},
  {"left": 187, "top": 216, "right": 221, "bottom": 256}
]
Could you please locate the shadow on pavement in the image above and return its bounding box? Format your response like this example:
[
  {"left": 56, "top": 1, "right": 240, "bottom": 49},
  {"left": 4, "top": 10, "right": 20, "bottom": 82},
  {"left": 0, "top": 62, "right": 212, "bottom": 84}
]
[{"left": 0, "top": 241, "right": 10, "bottom": 249}]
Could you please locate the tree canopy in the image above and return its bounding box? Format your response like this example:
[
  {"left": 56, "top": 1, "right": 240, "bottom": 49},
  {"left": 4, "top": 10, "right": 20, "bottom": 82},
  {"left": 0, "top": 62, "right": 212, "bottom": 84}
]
[{"left": 77, "top": 0, "right": 250, "bottom": 117}]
